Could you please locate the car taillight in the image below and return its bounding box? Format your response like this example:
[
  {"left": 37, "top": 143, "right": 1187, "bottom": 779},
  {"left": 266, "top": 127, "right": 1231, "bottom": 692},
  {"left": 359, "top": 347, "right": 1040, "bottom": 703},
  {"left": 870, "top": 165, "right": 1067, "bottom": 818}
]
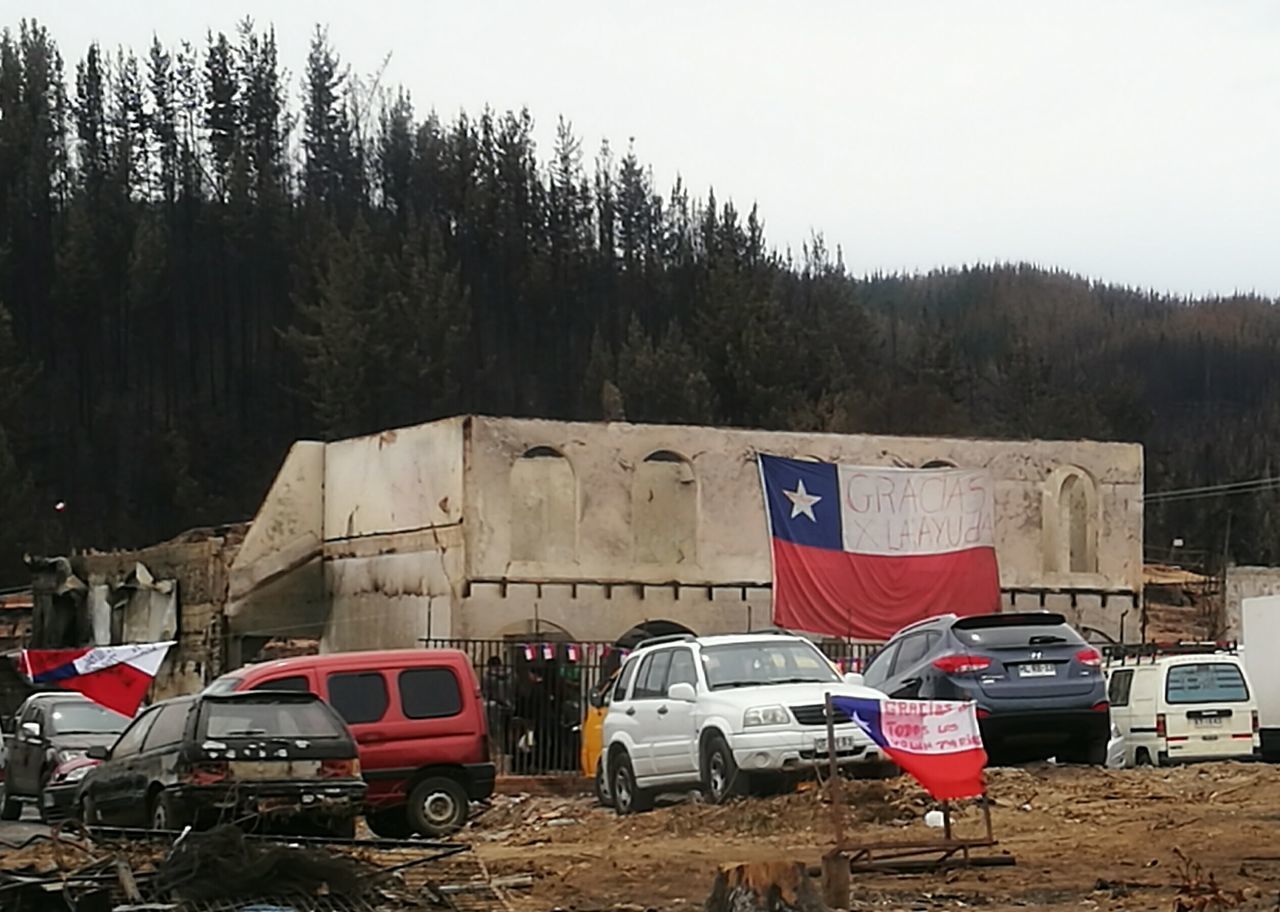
[
  {"left": 186, "top": 761, "right": 229, "bottom": 785},
  {"left": 975, "top": 708, "right": 991, "bottom": 720},
  {"left": 1091, "top": 701, "right": 1110, "bottom": 713},
  {"left": 1156, "top": 713, "right": 1166, "bottom": 738},
  {"left": 1253, "top": 710, "right": 1260, "bottom": 733},
  {"left": 1076, "top": 648, "right": 1102, "bottom": 668},
  {"left": 320, "top": 758, "right": 360, "bottom": 779},
  {"left": 932, "top": 654, "right": 992, "bottom": 674}
]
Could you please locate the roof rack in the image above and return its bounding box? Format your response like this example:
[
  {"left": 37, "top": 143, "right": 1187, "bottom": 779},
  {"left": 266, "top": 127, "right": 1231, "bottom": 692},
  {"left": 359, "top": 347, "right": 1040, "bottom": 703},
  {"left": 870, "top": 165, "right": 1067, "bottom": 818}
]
[
  {"left": 632, "top": 632, "right": 697, "bottom": 649},
  {"left": 1103, "top": 640, "right": 1239, "bottom": 666}
]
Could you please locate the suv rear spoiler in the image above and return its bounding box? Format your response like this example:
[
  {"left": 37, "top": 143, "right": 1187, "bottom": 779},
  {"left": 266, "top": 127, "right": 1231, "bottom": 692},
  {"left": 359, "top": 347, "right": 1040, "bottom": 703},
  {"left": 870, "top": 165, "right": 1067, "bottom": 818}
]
[{"left": 952, "top": 612, "right": 1067, "bottom": 629}]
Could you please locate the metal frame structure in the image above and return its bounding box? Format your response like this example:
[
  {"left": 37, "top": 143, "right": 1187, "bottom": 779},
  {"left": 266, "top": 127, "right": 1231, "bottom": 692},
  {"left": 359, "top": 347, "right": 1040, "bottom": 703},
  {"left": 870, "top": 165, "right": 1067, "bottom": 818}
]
[{"left": 819, "top": 693, "right": 1012, "bottom": 879}]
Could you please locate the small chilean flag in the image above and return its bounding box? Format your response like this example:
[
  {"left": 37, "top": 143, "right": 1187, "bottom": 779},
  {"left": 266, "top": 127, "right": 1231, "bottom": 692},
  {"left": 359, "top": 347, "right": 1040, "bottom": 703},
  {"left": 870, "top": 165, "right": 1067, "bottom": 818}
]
[
  {"left": 832, "top": 696, "right": 988, "bottom": 800},
  {"left": 18, "top": 642, "right": 173, "bottom": 717},
  {"left": 758, "top": 454, "right": 1000, "bottom": 640}
]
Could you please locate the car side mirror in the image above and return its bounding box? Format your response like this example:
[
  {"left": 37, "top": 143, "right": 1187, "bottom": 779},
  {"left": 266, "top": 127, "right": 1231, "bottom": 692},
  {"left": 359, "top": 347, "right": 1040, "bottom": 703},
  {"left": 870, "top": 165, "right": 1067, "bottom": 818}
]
[
  {"left": 20, "top": 721, "right": 41, "bottom": 741},
  {"left": 668, "top": 682, "right": 697, "bottom": 703},
  {"left": 85, "top": 745, "right": 109, "bottom": 761},
  {"left": 843, "top": 672, "right": 865, "bottom": 687}
]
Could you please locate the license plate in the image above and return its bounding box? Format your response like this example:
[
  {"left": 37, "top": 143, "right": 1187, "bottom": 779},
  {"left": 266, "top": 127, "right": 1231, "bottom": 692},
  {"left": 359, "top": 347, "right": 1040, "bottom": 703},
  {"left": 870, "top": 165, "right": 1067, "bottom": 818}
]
[
  {"left": 1193, "top": 717, "right": 1224, "bottom": 727},
  {"left": 1017, "top": 663, "right": 1056, "bottom": 677},
  {"left": 814, "top": 736, "right": 856, "bottom": 753},
  {"left": 229, "top": 759, "right": 321, "bottom": 780}
]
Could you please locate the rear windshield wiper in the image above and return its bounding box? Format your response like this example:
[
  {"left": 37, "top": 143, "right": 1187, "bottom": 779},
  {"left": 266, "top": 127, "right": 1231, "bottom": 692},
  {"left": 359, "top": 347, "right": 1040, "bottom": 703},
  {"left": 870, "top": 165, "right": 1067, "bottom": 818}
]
[
  {"left": 1028, "top": 635, "right": 1067, "bottom": 645},
  {"left": 219, "top": 729, "right": 269, "bottom": 737}
]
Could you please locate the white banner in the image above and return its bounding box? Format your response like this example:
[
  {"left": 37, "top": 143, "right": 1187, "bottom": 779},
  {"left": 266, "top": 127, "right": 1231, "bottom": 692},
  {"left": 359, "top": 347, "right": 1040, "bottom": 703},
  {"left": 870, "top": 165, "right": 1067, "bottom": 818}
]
[{"left": 836, "top": 465, "right": 996, "bottom": 556}]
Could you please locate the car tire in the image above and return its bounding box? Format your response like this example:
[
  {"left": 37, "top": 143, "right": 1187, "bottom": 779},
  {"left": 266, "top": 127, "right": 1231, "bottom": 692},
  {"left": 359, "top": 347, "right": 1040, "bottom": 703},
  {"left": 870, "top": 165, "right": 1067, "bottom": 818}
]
[
  {"left": 702, "top": 735, "right": 745, "bottom": 805},
  {"left": 594, "top": 761, "right": 613, "bottom": 808},
  {"left": 407, "top": 776, "right": 469, "bottom": 837},
  {"left": 0, "top": 783, "right": 19, "bottom": 821},
  {"left": 611, "top": 751, "right": 651, "bottom": 816},
  {"left": 1135, "top": 748, "right": 1154, "bottom": 767},
  {"left": 78, "top": 794, "right": 99, "bottom": 826},
  {"left": 1059, "top": 737, "right": 1108, "bottom": 766},
  {"left": 327, "top": 816, "right": 358, "bottom": 839},
  {"left": 366, "top": 808, "right": 413, "bottom": 840},
  {"left": 149, "top": 791, "right": 186, "bottom": 831}
]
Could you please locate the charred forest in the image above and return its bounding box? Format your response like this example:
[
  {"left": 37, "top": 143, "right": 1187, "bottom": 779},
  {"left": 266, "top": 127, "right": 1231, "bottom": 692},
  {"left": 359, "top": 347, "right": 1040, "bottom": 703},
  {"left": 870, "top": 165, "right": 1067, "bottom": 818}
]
[{"left": 0, "top": 20, "right": 1274, "bottom": 585}]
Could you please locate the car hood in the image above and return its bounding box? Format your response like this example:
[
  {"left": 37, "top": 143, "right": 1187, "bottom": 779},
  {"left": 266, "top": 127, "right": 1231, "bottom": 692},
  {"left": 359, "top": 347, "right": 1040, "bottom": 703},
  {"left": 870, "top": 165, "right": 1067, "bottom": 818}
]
[
  {"left": 50, "top": 733, "right": 119, "bottom": 752},
  {"left": 706, "top": 681, "right": 886, "bottom": 707}
]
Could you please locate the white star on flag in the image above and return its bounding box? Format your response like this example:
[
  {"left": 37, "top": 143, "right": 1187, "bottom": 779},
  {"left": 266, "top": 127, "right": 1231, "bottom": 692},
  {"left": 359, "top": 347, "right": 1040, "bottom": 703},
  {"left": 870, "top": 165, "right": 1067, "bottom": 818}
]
[{"left": 784, "top": 479, "right": 822, "bottom": 522}]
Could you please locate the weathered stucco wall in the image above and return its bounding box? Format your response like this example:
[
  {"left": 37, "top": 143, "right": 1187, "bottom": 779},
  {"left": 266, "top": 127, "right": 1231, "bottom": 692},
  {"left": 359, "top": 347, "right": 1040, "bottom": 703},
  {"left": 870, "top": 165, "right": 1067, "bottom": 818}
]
[
  {"left": 462, "top": 417, "right": 1143, "bottom": 589},
  {"left": 226, "top": 442, "right": 326, "bottom": 641},
  {"left": 1224, "top": 566, "right": 1280, "bottom": 641},
  {"left": 321, "top": 419, "right": 466, "bottom": 651}
]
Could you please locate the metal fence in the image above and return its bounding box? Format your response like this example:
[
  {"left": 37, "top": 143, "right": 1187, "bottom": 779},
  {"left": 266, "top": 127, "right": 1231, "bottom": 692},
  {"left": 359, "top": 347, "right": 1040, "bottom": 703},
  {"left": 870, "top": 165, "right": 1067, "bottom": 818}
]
[{"left": 421, "top": 636, "right": 884, "bottom": 777}]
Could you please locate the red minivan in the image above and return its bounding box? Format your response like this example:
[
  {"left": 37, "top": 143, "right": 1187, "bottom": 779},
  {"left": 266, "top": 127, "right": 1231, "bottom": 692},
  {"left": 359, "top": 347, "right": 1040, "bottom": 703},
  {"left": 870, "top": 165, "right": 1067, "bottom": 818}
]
[{"left": 205, "top": 649, "right": 493, "bottom": 837}]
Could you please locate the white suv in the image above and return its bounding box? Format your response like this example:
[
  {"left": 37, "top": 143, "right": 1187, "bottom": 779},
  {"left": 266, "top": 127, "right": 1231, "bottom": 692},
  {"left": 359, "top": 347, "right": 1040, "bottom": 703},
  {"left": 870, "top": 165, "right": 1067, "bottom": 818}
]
[{"left": 601, "top": 632, "right": 887, "bottom": 814}]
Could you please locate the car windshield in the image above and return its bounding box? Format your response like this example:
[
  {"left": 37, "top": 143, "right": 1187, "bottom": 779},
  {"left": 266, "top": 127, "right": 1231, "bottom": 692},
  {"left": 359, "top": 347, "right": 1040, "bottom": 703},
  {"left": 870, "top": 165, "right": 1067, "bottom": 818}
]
[
  {"left": 47, "top": 702, "right": 130, "bottom": 736},
  {"left": 1165, "top": 663, "right": 1250, "bottom": 704},
  {"left": 200, "top": 699, "right": 347, "bottom": 740},
  {"left": 700, "top": 641, "right": 840, "bottom": 690},
  {"left": 203, "top": 676, "right": 243, "bottom": 695},
  {"left": 952, "top": 622, "right": 1082, "bottom": 648}
]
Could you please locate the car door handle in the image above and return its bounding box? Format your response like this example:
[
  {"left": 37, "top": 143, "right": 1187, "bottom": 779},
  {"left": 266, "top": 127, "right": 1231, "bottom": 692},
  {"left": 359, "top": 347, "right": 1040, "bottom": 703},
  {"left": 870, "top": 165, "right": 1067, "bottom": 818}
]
[
  {"left": 657, "top": 706, "right": 669, "bottom": 715},
  {"left": 626, "top": 707, "right": 636, "bottom": 716}
]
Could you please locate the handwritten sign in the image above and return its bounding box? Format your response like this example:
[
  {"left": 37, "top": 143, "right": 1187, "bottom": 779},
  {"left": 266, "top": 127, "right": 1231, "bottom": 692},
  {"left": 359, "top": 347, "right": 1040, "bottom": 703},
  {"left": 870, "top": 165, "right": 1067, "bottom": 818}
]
[
  {"left": 875, "top": 699, "right": 984, "bottom": 755},
  {"left": 837, "top": 466, "right": 995, "bottom": 556}
]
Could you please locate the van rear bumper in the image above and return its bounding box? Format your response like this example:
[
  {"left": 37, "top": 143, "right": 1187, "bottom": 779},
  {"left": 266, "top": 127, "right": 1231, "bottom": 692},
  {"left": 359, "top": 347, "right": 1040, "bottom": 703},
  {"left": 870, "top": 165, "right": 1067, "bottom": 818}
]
[{"left": 463, "top": 762, "right": 496, "bottom": 801}]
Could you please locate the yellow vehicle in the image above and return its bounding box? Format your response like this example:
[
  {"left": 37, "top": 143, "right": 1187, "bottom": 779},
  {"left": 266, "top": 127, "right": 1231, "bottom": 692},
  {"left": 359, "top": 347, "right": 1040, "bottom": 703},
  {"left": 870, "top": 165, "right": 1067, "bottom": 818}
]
[{"left": 580, "top": 669, "right": 618, "bottom": 806}]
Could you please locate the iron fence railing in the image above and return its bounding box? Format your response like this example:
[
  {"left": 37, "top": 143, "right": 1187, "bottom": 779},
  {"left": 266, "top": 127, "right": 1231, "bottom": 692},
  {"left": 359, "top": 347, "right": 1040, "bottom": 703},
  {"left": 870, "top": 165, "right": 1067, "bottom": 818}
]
[{"left": 420, "top": 636, "right": 885, "bottom": 777}]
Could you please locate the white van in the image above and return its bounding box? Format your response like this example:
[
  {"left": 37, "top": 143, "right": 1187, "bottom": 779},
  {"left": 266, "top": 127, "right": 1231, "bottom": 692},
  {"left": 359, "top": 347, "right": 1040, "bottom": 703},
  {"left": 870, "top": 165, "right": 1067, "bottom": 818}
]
[{"left": 1106, "top": 650, "right": 1260, "bottom": 767}]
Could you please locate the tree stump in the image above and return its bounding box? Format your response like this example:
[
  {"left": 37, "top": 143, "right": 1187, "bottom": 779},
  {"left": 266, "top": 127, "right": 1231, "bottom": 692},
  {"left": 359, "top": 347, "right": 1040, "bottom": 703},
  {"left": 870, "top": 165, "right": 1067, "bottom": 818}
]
[{"left": 705, "top": 861, "right": 829, "bottom": 912}]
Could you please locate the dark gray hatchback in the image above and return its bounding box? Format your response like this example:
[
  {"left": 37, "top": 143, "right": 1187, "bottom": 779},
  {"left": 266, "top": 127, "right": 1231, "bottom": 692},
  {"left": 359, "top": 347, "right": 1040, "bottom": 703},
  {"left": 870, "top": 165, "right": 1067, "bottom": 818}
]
[
  {"left": 74, "top": 691, "right": 366, "bottom": 835},
  {"left": 862, "top": 612, "right": 1110, "bottom": 764}
]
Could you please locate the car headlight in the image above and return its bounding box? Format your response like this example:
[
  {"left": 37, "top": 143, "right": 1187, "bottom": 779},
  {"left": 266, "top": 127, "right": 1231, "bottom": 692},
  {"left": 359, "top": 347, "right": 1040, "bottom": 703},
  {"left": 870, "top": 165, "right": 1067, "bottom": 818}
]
[
  {"left": 56, "top": 749, "right": 85, "bottom": 764},
  {"left": 743, "top": 705, "right": 790, "bottom": 727},
  {"left": 56, "top": 765, "right": 90, "bottom": 784}
]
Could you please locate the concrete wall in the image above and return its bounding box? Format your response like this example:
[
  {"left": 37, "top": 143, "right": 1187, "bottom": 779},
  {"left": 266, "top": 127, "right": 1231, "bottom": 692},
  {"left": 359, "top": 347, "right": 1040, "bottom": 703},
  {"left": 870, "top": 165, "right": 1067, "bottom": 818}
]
[
  {"left": 1224, "top": 566, "right": 1280, "bottom": 641},
  {"left": 321, "top": 419, "right": 466, "bottom": 651},
  {"left": 226, "top": 442, "right": 326, "bottom": 640},
  {"left": 452, "top": 417, "right": 1142, "bottom": 641}
]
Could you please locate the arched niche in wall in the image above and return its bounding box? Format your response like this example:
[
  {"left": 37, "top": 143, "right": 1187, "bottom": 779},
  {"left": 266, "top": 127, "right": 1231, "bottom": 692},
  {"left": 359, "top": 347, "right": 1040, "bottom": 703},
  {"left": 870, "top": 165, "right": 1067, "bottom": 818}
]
[
  {"left": 1042, "top": 465, "right": 1100, "bottom": 576},
  {"left": 633, "top": 450, "right": 698, "bottom": 566},
  {"left": 509, "top": 446, "right": 577, "bottom": 564}
]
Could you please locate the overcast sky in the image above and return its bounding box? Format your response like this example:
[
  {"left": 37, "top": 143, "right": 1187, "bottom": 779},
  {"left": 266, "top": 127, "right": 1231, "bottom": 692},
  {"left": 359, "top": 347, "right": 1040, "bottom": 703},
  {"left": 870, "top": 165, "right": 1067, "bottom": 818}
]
[{"left": 25, "top": 0, "right": 1280, "bottom": 296}]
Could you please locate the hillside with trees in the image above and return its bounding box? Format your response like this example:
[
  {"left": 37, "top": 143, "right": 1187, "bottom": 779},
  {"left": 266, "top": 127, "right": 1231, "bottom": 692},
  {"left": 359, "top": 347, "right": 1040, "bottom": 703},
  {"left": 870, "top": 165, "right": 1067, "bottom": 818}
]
[{"left": 0, "top": 19, "right": 1274, "bottom": 584}]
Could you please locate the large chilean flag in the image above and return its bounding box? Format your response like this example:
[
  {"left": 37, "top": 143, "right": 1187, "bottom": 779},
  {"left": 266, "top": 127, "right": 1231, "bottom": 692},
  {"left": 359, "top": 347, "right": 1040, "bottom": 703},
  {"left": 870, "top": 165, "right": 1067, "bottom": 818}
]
[
  {"left": 758, "top": 454, "right": 1000, "bottom": 640},
  {"left": 18, "top": 642, "right": 173, "bottom": 716}
]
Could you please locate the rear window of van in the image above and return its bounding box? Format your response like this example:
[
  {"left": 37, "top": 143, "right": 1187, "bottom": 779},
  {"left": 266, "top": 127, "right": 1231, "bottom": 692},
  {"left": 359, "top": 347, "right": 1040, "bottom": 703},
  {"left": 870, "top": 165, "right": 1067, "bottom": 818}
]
[{"left": 1165, "top": 663, "right": 1249, "bottom": 704}]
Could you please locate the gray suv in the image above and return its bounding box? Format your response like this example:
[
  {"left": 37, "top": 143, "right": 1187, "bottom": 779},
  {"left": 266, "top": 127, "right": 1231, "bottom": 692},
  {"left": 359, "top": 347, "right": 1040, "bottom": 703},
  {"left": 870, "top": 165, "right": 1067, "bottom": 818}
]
[{"left": 862, "top": 612, "right": 1110, "bottom": 764}]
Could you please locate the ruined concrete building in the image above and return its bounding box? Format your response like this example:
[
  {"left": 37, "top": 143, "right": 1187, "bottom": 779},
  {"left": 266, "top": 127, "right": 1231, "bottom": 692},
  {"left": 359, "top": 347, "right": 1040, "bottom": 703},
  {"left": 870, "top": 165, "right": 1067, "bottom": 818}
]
[{"left": 218, "top": 416, "right": 1143, "bottom": 660}]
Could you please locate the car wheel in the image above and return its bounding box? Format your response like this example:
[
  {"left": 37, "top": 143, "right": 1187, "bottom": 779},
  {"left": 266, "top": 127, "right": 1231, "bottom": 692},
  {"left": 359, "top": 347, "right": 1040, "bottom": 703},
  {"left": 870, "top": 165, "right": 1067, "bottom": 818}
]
[
  {"left": 1135, "top": 748, "right": 1154, "bottom": 767},
  {"left": 326, "top": 816, "right": 357, "bottom": 839},
  {"left": 0, "top": 783, "right": 20, "bottom": 821},
  {"left": 149, "top": 791, "right": 185, "bottom": 831},
  {"left": 407, "top": 777, "right": 469, "bottom": 837},
  {"left": 78, "top": 795, "right": 99, "bottom": 826},
  {"left": 594, "top": 762, "right": 613, "bottom": 808},
  {"left": 611, "top": 751, "right": 651, "bottom": 816},
  {"left": 366, "top": 808, "right": 413, "bottom": 840},
  {"left": 702, "top": 735, "right": 745, "bottom": 805},
  {"left": 1059, "top": 737, "right": 1108, "bottom": 766}
]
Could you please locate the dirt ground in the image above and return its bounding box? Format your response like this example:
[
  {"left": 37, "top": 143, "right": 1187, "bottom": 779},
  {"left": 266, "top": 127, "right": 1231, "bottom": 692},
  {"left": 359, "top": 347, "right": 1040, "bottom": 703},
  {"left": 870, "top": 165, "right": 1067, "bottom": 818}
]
[{"left": 467, "top": 763, "right": 1280, "bottom": 912}]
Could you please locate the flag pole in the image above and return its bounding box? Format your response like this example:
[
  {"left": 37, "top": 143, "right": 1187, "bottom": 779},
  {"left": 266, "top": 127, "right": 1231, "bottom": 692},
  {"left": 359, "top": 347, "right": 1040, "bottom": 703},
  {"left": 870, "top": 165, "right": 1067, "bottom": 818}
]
[{"left": 821, "top": 691, "right": 850, "bottom": 908}]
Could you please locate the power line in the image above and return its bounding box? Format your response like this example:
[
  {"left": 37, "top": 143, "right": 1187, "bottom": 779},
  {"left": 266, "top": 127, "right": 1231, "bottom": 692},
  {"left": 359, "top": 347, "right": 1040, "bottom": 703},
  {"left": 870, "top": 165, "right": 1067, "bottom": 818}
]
[{"left": 1143, "top": 476, "right": 1280, "bottom": 504}]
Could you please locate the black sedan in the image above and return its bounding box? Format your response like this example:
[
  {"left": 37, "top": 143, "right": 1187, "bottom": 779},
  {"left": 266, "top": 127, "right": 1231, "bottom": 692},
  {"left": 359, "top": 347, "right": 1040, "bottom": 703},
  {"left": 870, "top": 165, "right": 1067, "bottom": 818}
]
[
  {"left": 861, "top": 612, "right": 1110, "bottom": 764},
  {"left": 75, "top": 691, "right": 366, "bottom": 836}
]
